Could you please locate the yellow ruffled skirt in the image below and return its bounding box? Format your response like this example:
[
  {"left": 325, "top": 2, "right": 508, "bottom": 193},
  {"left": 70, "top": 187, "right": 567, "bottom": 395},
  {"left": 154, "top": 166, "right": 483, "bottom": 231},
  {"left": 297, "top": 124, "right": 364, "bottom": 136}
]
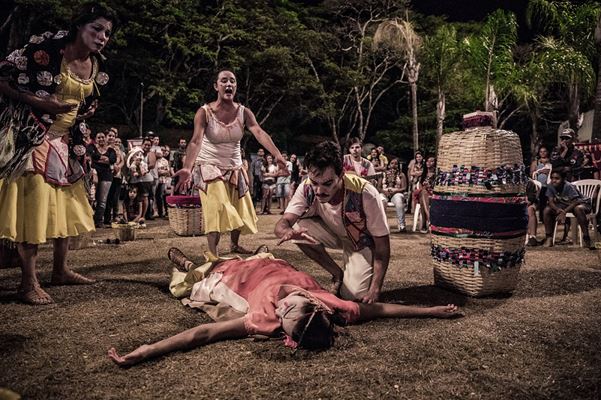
[
  {"left": 200, "top": 179, "right": 258, "bottom": 234},
  {"left": 0, "top": 173, "right": 94, "bottom": 244}
]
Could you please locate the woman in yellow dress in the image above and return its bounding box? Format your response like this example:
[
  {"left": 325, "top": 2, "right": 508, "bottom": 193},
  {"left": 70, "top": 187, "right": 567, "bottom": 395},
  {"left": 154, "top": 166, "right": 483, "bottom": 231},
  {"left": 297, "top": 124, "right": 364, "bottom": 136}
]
[
  {"left": 0, "top": 3, "right": 117, "bottom": 305},
  {"left": 173, "top": 70, "right": 287, "bottom": 257}
]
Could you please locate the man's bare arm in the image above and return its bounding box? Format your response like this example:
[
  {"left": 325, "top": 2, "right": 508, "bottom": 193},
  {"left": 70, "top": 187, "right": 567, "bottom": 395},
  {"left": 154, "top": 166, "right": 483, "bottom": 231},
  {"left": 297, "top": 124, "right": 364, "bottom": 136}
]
[{"left": 361, "top": 235, "right": 390, "bottom": 304}]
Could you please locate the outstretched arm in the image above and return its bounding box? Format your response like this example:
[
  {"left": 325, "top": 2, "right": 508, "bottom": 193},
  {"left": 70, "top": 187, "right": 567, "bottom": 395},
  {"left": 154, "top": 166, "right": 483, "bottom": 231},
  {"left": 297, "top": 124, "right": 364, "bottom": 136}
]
[
  {"left": 108, "top": 317, "right": 247, "bottom": 367},
  {"left": 357, "top": 303, "right": 459, "bottom": 323}
]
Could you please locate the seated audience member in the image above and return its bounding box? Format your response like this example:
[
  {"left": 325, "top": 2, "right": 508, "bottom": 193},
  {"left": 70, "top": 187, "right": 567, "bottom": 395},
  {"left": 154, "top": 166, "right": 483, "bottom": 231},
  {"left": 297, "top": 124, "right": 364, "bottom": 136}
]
[
  {"left": 123, "top": 186, "right": 143, "bottom": 226},
  {"left": 526, "top": 179, "right": 541, "bottom": 246},
  {"left": 275, "top": 141, "right": 390, "bottom": 303},
  {"left": 543, "top": 170, "right": 595, "bottom": 249},
  {"left": 108, "top": 250, "right": 460, "bottom": 367},
  {"left": 551, "top": 128, "right": 583, "bottom": 181},
  {"left": 382, "top": 158, "right": 408, "bottom": 233},
  {"left": 413, "top": 156, "right": 436, "bottom": 233},
  {"left": 368, "top": 148, "right": 387, "bottom": 173},
  {"left": 579, "top": 153, "right": 599, "bottom": 180}
]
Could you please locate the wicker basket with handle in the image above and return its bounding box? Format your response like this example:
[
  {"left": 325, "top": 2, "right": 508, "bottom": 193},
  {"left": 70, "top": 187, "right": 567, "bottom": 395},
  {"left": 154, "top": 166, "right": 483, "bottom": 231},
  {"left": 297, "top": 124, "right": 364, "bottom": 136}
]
[
  {"left": 431, "top": 113, "right": 528, "bottom": 296},
  {"left": 167, "top": 195, "right": 203, "bottom": 236}
]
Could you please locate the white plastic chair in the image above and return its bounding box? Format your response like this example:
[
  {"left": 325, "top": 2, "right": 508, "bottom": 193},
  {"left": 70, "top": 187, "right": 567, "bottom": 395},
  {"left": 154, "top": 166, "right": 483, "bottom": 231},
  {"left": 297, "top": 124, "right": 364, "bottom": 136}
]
[{"left": 552, "top": 179, "right": 601, "bottom": 246}]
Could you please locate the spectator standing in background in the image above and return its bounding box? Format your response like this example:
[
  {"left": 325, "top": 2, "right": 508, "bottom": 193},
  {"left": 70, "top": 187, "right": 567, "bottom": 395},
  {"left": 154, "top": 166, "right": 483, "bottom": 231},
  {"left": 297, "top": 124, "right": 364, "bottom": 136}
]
[
  {"left": 87, "top": 131, "right": 117, "bottom": 228},
  {"left": 250, "top": 148, "right": 265, "bottom": 207},
  {"left": 276, "top": 152, "right": 293, "bottom": 214}
]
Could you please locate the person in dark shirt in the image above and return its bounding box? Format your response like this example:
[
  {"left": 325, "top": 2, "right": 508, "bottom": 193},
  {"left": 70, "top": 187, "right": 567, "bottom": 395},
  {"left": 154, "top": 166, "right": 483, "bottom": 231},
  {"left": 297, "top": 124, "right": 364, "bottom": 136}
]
[
  {"left": 542, "top": 170, "right": 594, "bottom": 249},
  {"left": 551, "top": 128, "right": 583, "bottom": 181},
  {"left": 87, "top": 131, "right": 117, "bottom": 228}
]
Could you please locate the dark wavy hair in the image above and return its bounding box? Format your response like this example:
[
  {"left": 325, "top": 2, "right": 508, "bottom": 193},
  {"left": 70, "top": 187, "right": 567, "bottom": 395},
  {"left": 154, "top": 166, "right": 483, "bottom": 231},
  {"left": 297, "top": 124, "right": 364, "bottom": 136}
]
[
  {"left": 303, "top": 141, "right": 343, "bottom": 176},
  {"left": 67, "top": 2, "right": 119, "bottom": 42},
  {"left": 291, "top": 304, "right": 335, "bottom": 350}
]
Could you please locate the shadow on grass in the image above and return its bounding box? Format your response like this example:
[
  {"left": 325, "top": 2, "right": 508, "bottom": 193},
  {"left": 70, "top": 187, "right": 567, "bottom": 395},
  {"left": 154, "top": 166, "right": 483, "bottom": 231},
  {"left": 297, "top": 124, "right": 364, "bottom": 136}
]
[
  {"left": 0, "top": 333, "right": 27, "bottom": 356},
  {"left": 380, "top": 285, "right": 469, "bottom": 306}
]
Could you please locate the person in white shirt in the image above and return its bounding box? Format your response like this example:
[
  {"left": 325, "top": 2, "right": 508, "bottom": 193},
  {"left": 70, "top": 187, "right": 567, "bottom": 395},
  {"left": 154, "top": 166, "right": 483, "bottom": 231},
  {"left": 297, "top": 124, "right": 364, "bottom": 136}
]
[{"left": 275, "top": 141, "right": 390, "bottom": 304}]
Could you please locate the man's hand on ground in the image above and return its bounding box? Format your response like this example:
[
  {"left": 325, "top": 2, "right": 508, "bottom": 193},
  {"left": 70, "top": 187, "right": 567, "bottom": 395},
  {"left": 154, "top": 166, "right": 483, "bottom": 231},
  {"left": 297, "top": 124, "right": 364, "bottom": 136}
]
[{"left": 361, "top": 287, "right": 380, "bottom": 304}]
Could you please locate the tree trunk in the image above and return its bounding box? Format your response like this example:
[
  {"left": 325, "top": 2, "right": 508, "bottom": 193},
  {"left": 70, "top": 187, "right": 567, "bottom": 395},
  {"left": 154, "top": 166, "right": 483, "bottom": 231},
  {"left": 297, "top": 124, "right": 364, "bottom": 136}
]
[
  {"left": 410, "top": 82, "right": 419, "bottom": 152},
  {"left": 593, "top": 15, "right": 601, "bottom": 141},
  {"left": 436, "top": 89, "right": 445, "bottom": 148},
  {"left": 568, "top": 80, "right": 580, "bottom": 131},
  {"left": 592, "top": 48, "right": 601, "bottom": 140},
  {"left": 530, "top": 109, "right": 540, "bottom": 158}
]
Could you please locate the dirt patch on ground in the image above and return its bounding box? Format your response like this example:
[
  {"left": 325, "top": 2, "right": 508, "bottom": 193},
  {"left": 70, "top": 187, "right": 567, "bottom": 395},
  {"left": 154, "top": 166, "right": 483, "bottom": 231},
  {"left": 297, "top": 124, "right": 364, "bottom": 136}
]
[{"left": 1, "top": 212, "right": 600, "bottom": 399}]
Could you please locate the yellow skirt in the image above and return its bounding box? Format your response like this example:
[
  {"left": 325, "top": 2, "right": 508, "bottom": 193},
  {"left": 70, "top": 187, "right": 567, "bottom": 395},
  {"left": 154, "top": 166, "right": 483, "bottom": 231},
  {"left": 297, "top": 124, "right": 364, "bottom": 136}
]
[
  {"left": 0, "top": 173, "right": 94, "bottom": 244},
  {"left": 200, "top": 179, "right": 258, "bottom": 234}
]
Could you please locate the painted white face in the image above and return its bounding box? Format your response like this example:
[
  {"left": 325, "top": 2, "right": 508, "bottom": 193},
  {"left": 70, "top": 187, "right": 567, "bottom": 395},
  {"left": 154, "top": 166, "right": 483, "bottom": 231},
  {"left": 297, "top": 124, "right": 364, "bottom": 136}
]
[
  {"left": 307, "top": 166, "right": 343, "bottom": 204},
  {"left": 276, "top": 294, "right": 313, "bottom": 338},
  {"left": 79, "top": 17, "right": 113, "bottom": 52},
  {"left": 349, "top": 144, "right": 362, "bottom": 158},
  {"left": 215, "top": 71, "right": 237, "bottom": 100}
]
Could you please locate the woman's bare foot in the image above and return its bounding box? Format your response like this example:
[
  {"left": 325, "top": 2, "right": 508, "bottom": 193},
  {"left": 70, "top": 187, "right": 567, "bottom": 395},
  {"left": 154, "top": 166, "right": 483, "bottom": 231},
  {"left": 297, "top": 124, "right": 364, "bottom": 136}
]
[
  {"left": 428, "top": 304, "right": 460, "bottom": 318},
  {"left": 51, "top": 270, "right": 96, "bottom": 285},
  {"left": 108, "top": 346, "right": 148, "bottom": 367},
  {"left": 17, "top": 283, "right": 54, "bottom": 305}
]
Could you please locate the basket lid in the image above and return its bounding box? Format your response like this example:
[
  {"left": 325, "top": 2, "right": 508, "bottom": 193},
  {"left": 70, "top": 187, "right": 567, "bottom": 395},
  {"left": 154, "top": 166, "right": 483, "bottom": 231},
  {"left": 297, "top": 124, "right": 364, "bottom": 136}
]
[
  {"left": 166, "top": 195, "right": 201, "bottom": 207},
  {"left": 463, "top": 111, "right": 496, "bottom": 129}
]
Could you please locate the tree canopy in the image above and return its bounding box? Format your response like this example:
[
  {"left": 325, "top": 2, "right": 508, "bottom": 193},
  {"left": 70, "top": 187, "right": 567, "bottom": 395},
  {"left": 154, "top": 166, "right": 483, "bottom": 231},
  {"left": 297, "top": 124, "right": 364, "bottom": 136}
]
[{"left": 1, "top": 0, "right": 600, "bottom": 160}]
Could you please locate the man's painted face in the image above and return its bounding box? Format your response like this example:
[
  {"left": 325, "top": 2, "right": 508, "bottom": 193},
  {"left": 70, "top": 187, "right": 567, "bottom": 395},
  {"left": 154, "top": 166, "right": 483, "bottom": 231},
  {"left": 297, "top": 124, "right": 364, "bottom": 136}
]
[
  {"left": 79, "top": 17, "right": 112, "bottom": 53},
  {"left": 349, "top": 144, "right": 362, "bottom": 158},
  {"left": 307, "top": 166, "right": 343, "bottom": 203},
  {"left": 276, "top": 294, "right": 313, "bottom": 338},
  {"left": 215, "top": 71, "right": 237, "bottom": 100}
]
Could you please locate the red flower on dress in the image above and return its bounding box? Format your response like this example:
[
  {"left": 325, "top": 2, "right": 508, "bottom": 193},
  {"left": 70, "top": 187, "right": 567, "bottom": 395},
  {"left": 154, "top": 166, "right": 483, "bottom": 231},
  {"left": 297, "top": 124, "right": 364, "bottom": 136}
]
[{"left": 33, "top": 50, "right": 50, "bottom": 66}]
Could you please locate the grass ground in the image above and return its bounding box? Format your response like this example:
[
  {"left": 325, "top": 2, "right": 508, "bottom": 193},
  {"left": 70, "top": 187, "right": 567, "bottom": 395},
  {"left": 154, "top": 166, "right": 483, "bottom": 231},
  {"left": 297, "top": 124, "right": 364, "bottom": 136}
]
[{"left": 1, "top": 210, "right": 600, "bottom": 400}]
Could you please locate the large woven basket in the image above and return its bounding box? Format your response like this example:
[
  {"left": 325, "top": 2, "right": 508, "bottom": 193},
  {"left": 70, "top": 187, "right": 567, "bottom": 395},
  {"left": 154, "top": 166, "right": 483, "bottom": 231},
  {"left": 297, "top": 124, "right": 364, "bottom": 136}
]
[
  {"left": 167, "top": 195, "right": 203, "bottom": 236},
  {"left": 431, "top": 121, "right": 528, "bottom": 296}
]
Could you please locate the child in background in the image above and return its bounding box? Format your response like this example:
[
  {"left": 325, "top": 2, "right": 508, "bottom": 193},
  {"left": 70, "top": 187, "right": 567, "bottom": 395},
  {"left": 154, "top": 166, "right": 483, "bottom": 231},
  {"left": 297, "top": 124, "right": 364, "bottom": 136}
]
[{"left": 123, "top": 186, "right": 144, "bottom": 227}]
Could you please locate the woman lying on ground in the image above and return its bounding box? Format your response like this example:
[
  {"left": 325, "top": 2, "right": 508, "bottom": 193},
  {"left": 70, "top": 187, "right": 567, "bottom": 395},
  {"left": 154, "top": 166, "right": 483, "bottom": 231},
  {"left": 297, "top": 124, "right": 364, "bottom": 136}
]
[{"left": 108, "top": 249, "right": 460, "bottom": 367}]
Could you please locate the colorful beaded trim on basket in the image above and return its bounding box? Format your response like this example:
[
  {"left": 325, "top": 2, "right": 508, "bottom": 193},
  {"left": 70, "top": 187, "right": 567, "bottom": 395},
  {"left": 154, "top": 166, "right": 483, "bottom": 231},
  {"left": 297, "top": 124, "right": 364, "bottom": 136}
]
[
  {"left": 435, "top": 164, "right": 528, "bottom": 189},
  {"left": 431, "top": 245, "right": 525, "bottom": 272}
]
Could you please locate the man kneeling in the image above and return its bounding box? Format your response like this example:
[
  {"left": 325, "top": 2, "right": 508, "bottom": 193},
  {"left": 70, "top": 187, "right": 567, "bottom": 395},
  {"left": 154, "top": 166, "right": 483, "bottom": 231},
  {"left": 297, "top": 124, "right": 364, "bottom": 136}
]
[
  {"left": 275, "top": 141, "right": 390, "bottom": 303},
  {"left": 108, "top": 250, "right": 459, "bottom": 366}
]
